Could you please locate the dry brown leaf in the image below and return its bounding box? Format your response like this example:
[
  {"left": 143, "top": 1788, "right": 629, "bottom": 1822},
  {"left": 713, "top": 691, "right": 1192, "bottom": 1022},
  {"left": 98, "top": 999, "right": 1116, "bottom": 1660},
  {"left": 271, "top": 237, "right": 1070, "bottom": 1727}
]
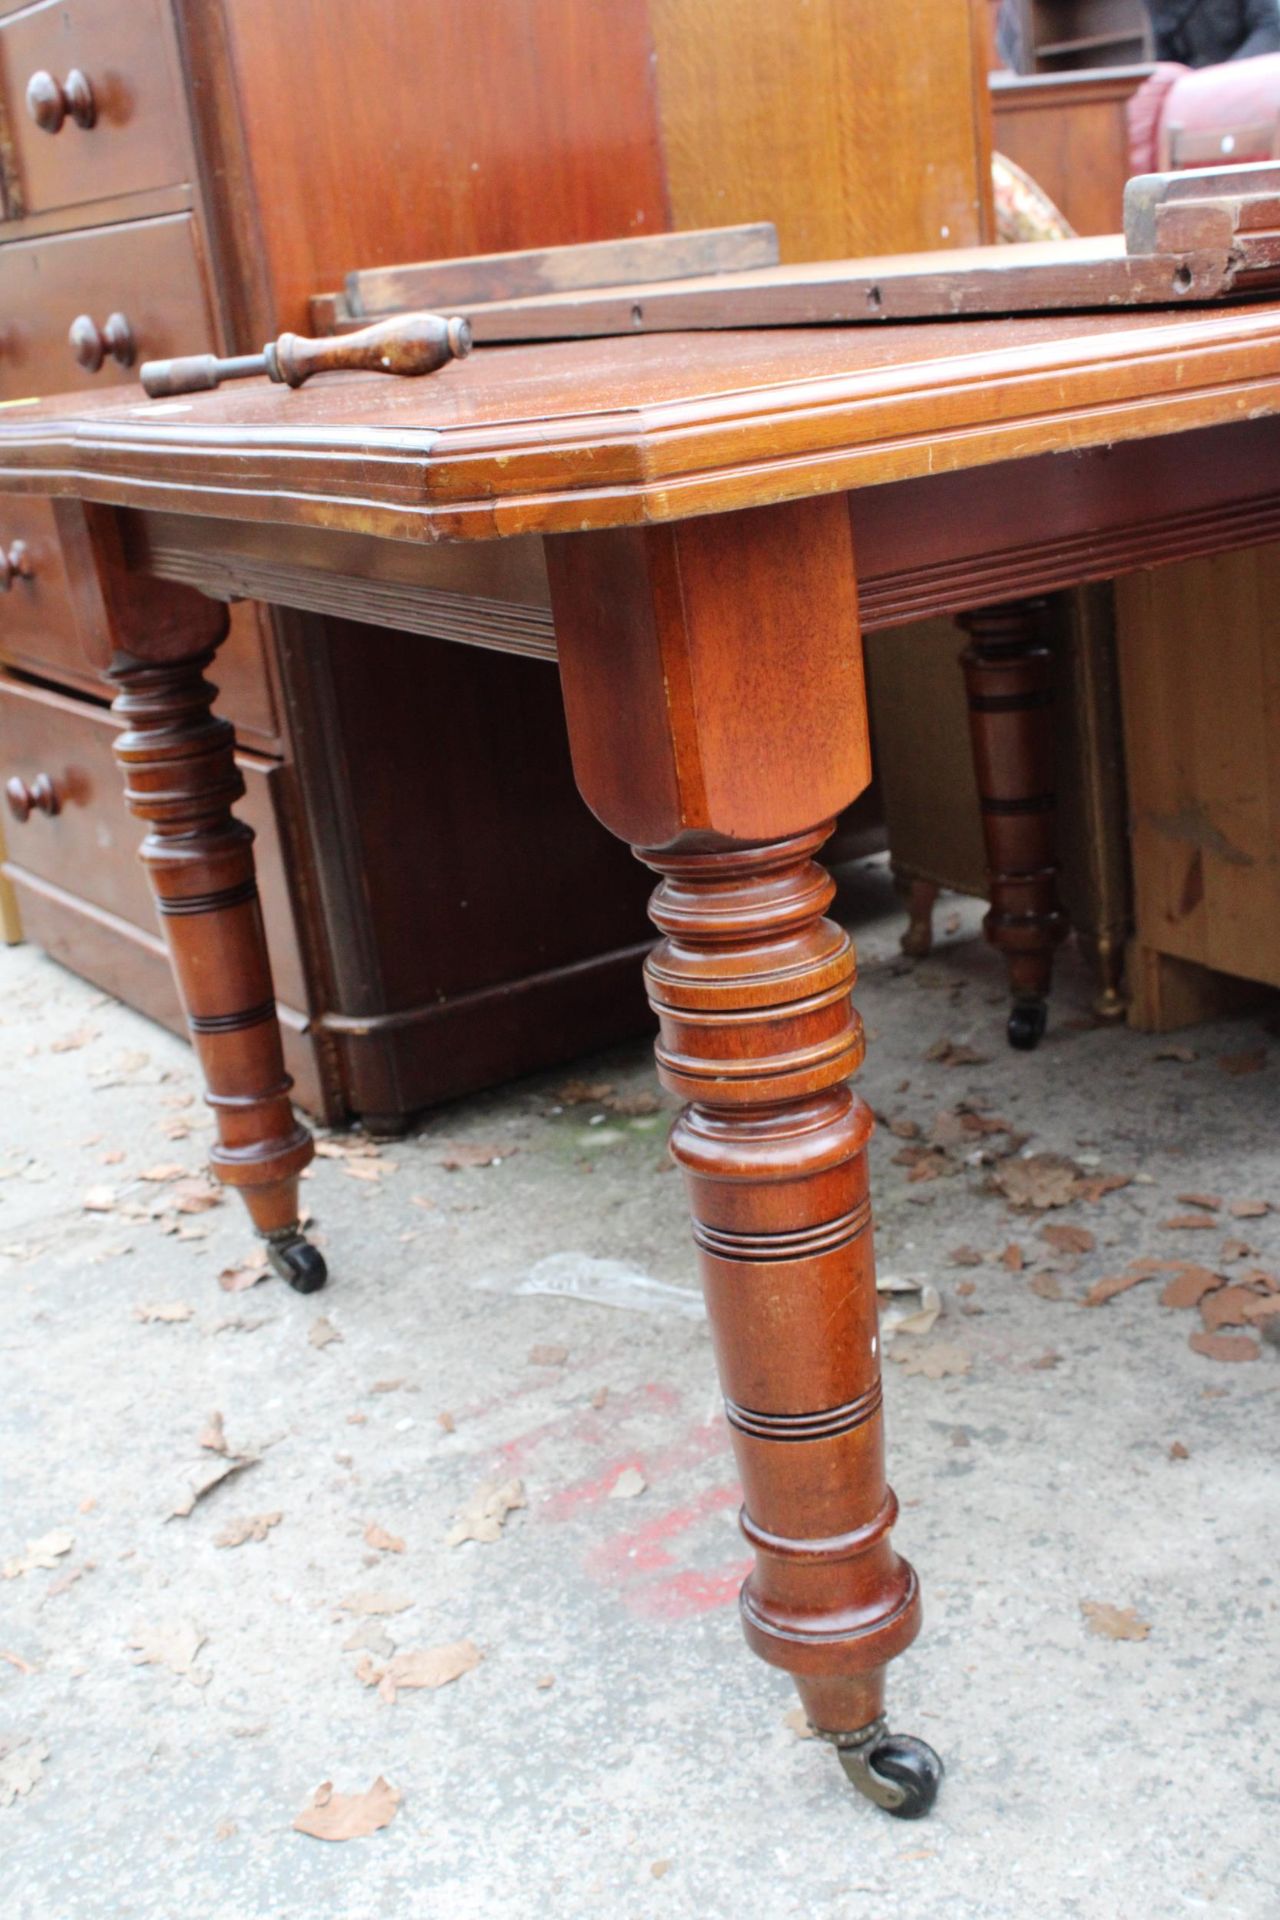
[
  {"left": 363, "top": 1522, "right": 405, "bottom": 1555},
  {"left": 309, "top": 1317, "right": 342, "bottom": 1349},
  {"left": 1218, "top": 1048, "right": 1266, "bottom": 1077},
  {"left": 906, "top": 1152, "right": 952, "bottom": 1185},
  {"left": 0, "top": 1743, "right": 48, "bottom": 1807},
  {"left": 589, "top": 1387, "right": 609, "bottom": 1410},
  {"left": 1030, "top": 1350, "right": 1062, "bottom": 1370},
  {"left": 129, "top": 1621, "right": 209, "bottom": 1684},
  {"left": 82, "top": 1186, "right": 117, "bottom": 1213},
  {"left": 3, "top": 1531, "right": 74, "bottom": 1579},
  {"left": 557, "top": 1080, "right": 615, "bottom": 1105},
  {"left": 1242, "top": 1295, "right": 1280, "bottom": 1324},
  {"left": 1169, "top": 1440, "right": 1190, "bottom": 1461},
  {"left": 892, "top": 1342, "right": 972, "bottom": 1379},
  {"left": 1201, "top": 1285, "right": 1263, "bottom": 1333},
  {"left": 1189, "top": 1330, "right": 1260, "bottom": 1363},
  {"left": 0, "top": 1651, "right": 35, "bottom": 1674},
  {"left": 218, "top": 1250, "right": 269, "bottom": 1293},
  {"left": 1175, "top": 1192, "right": 1221, "bottom": 1212},
  {"left": 139, "top": 1163, "right": 189, "bottom": 1184},
  {"left": 528, "top": 1344, "right": 569, "bottom": 1368},
  {"left": 1160, "top": 1214, "right": 1218, "bottom": 1232},
  {"left": 437, "top": 1142, "right": 519, "bottom": 1170},
  {"left": 437, "top": 1410, "right": 456, "bottom": 1434},
  {"left": 342, "top": 1161, "right": 384, "bottom": 1183},
  {"left": 924, "top": 1038, "right": 992, "bottom": 1067},
  {"left": 1082, "top": 1270, "right": 1153, "bottom": 1308},
  {"left": 1229, "top": 1198, "right": 1271, "bottom": 1219},
  {"left": 1081, "top": 1602, "right": 1150, "bottom": 1643},
  {"left": 293, "top": 1777, "right": 401, "bottom": 1843},
  {"left": 168, "top": 1454, "right": 257, "bottom": 1520},
  {"left": 1001, "top": 1242, "right": 1026, "bottom": 1272},
  {"left": 1219, "top": 1238, "right": 1255, "bottom": 1263},
  {"left": 337, "top": 1592, "right": 413, "bottom": 1617},
  {"left": 782, "top": 1707, "right": 814, "bottom": 1740},
  {"left": 1040, "top": 1224, "right": 1095, "bottom": 1255},
  {"left": 948, "top": 1246, "right": 985, "bottom": 1267},
  {"left": 607, "top": 1090, "right": 662, "bottom": 1116},
  {"left": 357, "top": 1639, "right": 482, "bottom": 1703},
  {"left": 609, "top": 1467, "right": 647, "bottom": 1500},
  {"left": 50, "top": 1027, "right": 97, "bottom": 1053},
  {"left": 199, "top": 1411, "right": 228, "bottom": 1456},
  {"left": 887, "top": 1116, "right": 921, "bottom": 1140},
  {"left": 214, "top": 1512, "right": 282, "bottom": 1549},
  {"left": 342, "top": 1623, "right": 395, "bottom": 1657},
  {"left": 1159, "top": 1266, "right": 1223, "bottom": 1310},
  {"left": 170, "top": 1180, "right": 223, "bottom": 1214},
  {"left": 446, "top": 1478, "right": 526, "bottom": 1547},
  {"left": 133, "top": 1301, "right": 194, "bottom": 1325},
  {"left": 994, "top": 1155, "right": 1081, "bottom": 1211},
  {"left": 1029, "top": 1273, "right": 1064, "bottom": 1302}
]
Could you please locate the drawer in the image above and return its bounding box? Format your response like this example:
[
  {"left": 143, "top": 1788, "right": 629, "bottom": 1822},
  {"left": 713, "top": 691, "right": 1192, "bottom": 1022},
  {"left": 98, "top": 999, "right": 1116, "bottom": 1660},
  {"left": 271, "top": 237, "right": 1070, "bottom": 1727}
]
[
  {"left": 0, "top": 213, "right": 215, "bottom": 399},
  {"left": 0, "top": 672, "right": 309, "bottom": 1013},
  {"left": 0, "top": 495, "right": 80, "bottom": 680},
  {"left": 0, "top": 0, "right": 189, "bottom": 219}
]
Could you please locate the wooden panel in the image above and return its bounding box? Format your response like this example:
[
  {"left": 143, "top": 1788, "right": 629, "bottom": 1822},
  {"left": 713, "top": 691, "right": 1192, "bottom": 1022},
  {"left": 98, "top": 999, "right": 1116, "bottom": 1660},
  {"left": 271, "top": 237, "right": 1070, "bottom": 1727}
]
[
  {"left": 991, "top": 69, "right": 1148, "bottom": 235},
  {"left": 0, "top": 0, "right": 190, "bottom": 220},
  {"left": 185, "top": 0, "right": 671, "bottom": 341},
  {"left": 1117, "top": 544, "right": 1280, "bottom": 992},
  {"left": 0, "top": 213, "right": 215, "bottom": 398},
  {"left": 648, "top": 0, "right": 994, "bottom": 259},
  {"left": 0, "top": 494, "right": 79, "bottom": 679},
  {"left": 0, "top": 671, "right": 308, "bottom": 1010}
]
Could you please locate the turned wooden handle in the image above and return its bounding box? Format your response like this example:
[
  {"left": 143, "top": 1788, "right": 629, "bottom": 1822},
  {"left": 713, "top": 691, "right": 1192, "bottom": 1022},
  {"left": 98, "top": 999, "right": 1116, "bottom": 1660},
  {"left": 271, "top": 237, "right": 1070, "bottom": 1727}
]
[
  {"left": 267, "top": 312, "right": 472, "bottom": 388},
  {"left": 26, "top": 67, "right": 95, "bottom": 133},
  {"left": 5, "top": 772, "right": 59, "bottom": 822},
  {"left": 70, "top": 311, "right": 136, "bottom": 373}
]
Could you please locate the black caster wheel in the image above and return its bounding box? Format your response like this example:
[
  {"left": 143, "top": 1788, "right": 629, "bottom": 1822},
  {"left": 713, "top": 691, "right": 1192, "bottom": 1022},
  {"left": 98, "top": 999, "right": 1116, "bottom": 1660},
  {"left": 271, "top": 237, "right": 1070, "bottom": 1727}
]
[
  {"left": 266, "top": 1229, "right": 328, "bottom": 1294},
  {"left": 1007, "top": 998, "right": 1047, "bottom": 1051},
  {"left": 826, "top": 1719, "right": 944, "bottom": 1819}
]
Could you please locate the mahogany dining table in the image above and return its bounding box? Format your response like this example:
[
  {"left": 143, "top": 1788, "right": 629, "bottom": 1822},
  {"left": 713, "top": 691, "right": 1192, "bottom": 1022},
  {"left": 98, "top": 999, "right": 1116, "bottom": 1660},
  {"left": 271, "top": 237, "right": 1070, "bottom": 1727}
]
[{"left": 4, "top": 302, "right": 1280, "bottom": 1816}]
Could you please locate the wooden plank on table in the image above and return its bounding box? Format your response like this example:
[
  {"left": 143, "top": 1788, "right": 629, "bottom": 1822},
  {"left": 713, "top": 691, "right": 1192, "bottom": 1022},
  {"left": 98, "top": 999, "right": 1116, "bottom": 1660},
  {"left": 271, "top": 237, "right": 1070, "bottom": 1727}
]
[
  {"left": 1124, "top": 161, "right": 1280, "bottom": 253},
  {"left": 344, "top": 224, "right": 780, "bottom": 316},
  {"left": 453, "top": 236, "right": 1258, "bottom": 343}
]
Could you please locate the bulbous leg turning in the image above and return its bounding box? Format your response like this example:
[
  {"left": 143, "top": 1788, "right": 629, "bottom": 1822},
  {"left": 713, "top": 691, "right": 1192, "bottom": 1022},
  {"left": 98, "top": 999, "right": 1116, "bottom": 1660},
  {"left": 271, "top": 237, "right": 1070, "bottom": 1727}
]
[{"left": 639, "top": 826, "right": 940, "bottom": 1815}]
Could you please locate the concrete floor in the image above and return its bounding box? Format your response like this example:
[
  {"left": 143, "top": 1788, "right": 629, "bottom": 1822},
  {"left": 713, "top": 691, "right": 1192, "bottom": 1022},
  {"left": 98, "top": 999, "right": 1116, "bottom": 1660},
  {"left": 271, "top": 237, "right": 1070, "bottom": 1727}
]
[{"left": 2, "top": 862, "right": 1278, "bottom": 1920}]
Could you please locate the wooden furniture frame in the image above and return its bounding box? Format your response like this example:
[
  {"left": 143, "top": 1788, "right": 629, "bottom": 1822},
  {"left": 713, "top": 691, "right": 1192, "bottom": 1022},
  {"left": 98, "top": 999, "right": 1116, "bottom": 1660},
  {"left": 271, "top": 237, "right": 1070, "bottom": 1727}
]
[{"left": 5, "top": 296, "right": 1280, "bottom": 1809}]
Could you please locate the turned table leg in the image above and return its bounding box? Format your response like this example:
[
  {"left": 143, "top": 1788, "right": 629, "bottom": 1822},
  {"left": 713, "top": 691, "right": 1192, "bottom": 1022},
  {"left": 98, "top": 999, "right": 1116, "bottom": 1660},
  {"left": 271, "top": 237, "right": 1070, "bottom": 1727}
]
[
  {"left": 959, "top": 601, "right": 1067, "bottom": 1050},
  {"left": 546, "top": 498, "right": 941, "bottom": 1816},
  {"left": 109, "top": 649, "right": 324, "bottom": 1291}
]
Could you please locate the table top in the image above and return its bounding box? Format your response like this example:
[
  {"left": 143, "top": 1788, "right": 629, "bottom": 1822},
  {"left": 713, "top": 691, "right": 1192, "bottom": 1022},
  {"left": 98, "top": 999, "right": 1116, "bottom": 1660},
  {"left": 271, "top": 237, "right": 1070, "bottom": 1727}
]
[{"left": 1, "top": 304, "right": 1279, "bottom": 542}]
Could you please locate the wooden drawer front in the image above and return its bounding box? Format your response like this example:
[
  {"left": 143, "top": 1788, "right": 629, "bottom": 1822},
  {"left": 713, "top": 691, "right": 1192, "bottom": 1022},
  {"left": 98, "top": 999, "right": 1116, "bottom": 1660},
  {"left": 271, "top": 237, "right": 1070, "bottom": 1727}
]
[
  {"left": 0, "top": 494, "right": 80, "bottom": 679},
  {"left": 0, "top": 0, "right": 189, "bottom": 218},
  {"left": 0, "top": 214, "right": 214, "bottom": 399},
  {"left": 0, "top": 673, "right": 309, "bottom": 1011}
]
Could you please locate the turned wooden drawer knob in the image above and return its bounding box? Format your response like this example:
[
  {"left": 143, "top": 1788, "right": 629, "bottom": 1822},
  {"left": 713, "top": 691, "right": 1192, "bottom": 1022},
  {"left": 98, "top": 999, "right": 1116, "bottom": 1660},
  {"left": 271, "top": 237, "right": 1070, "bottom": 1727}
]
[
  {"left": 26, "top": 68, "right": 96, "bottom": 134},
  {"left": 5, "top": 773, "right": 59, "bottom": 822},
  {"left": 69, "top": 311, "right": 135, "bottom": 372},
  {"left": 0, "top": 541, "right": 33, "bottom": 590}
]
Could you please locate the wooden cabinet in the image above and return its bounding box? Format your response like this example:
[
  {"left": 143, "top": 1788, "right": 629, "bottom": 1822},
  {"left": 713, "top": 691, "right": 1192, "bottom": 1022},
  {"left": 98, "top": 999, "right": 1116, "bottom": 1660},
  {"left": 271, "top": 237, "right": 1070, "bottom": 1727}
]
[{"left": 1004, "top": 0, "right": 1151, "bottom": 72}]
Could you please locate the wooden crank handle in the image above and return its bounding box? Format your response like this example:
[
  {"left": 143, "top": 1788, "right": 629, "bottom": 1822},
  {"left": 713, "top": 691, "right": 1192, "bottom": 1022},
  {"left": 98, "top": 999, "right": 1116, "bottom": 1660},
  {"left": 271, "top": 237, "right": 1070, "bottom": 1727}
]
[
  {"left": 140, "top": 354, "right": 228, "bottom": 398},
  {"left": 266, "top": 312, "right": 472, "bottom": 388}
]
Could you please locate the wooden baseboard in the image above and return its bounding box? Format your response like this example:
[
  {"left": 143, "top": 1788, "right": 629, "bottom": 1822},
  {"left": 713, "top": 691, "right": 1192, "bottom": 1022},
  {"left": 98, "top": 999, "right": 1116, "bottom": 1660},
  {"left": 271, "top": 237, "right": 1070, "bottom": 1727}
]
[{"left": 1125, "top": 942, "right": 1272, "bottom": 1033}]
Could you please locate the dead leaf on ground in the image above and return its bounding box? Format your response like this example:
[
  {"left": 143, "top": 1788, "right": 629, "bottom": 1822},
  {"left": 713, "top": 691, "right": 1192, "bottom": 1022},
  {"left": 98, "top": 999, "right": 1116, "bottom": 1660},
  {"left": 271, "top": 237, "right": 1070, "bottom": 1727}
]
[
  {"left": 199, "top": 1411, "right": 228, "bottom": 1455},
  {"left": 82, "top": 1186, "right": 117, "bottom": 1213},
  {"left": 1082, "top": 1269, "right": 1157, "bottom": 1308},
  {"left": 1190, "top": 1330, "right": 1260, "bottom": 1363},
  {"left": 138, "top": 1163, "right": 189, "bottom": 1184},
  {"left": 3, "top": 1531, "right": 74, "bottom": 1579},
  {"left": 309, "top": 1317, "right": 342, "bottom": 1349},
  {"left": 1218, "top": 1048, "right": 1266, "bottom": 1077},
  {"left": 782, "top": 1707, "right": 814, "bottom": 1740},
  {"left": 1242, "top": 1295, "right": 1280, "bottom": 1324},
  {"left": 1160, "top": 1266, "right": 1223, "bottom": 1310},
  {"left": 1029, "top": 1273, "right": 1064, "bottom": 1302},
  {"left": 994, "top": 1155, "right": 1082, "bottom": 1211},
  {"left": 293, "top": 1777, "right": 401, "bottom": 1842},
  {"left": 1002, "top": 1243, "right": 1025, "bottom": 1272},
  {"left": 446, "top": 1478, "right": 526, "bottom": 1547},
  {"left": 887, "top": 1115, "right": 921, "bottom": 1140},
  {"left": 342, "top": 1623, "right": 395, "bottom": 1657},
  {"left": 948, "top": 1246, "right": 984, "bottom": 1267},
  {"left": 1161, "top": 1215, "right": 1218, "bottom": 1232},
  {"left": 0, "top": 1651, "right": 35, "bottom": 1674},
  {"left": 1040, "top": 1224, "right": 1095, "bottom": 1255},
  {"left": 924, "top": 1039, "right": 992, "bottom": 1068},
  {"left": 1169, "top": 1440, "right": 1190, "bottom": 1461},
  {"left": 50, "top": 1027, "right": 97, "bottom": 1053},
  {"left": 363, "top": 1522, "right": 405, "bottom": 1555},
  {"left": 1229, "top": 1198, "right": 1271, "bottom": 1219},
  {"left": 1220, "top": 1238, "right": 1254, "bottom": 1263},
  {"left": 1073, "top": 1172, "right": 1134, "bottom": 1204},
  {"left": 1081, "top": 1602, "right": 1150, "bottom": 1642},
  {"left": 356, "top": 1639, "right": 482, "bottom": 1703},
  {"left": 342, "top": 1161, "right": 384, "bottom": 1184},
  {"left": 337, "top": 1592, "right": 413, "bottom": 1617},
  {"left": 168, "top": 1454, "right": 258, "bottom": 1520},
  {"left": 528, "top": 1344, "right": 568, "bottom": 1367},
  {"left": 437, "top": 1143, "right": 519, "bottom": 1170},
  {"left": 133, "top": 1302, "right": 194, "bottom": 1325},
  {"left": 214, "top": 1512, "right": 282, "bottom": 1549},
  {"left": 1201, "top": 1286, "right": 1264, "bottom": 1333},
  {"left": 609, "top": 1467, "right": 647, "bottom": 1500},
  {"left": 1176, "top": 1192, "right": 1221, "bottom": 1212},
  {"left": 892, "top": 1342, "right": 972, "bottom": 1379},
  {"left": 1030, "top": 1350, "right": 1062, "bottom": 1370},
  {"left": 590, "top": 1388, "right": 609, "bottom": 1410},
  {"left": 1155, "top": 1044, "right": 1197, "bottom": 1062},
  {"left": 169, "top": 1180, "right": 223, "bottom": 1215},
  {"left": 557, "top": 1080, "right": 615, "bottom": 1106},
  {"left": 0, "top": 1742, "right": 48, "bottom": 1806},
  {"left": 218, "top": 1250, "right": 269, "bottom": 1293},
  {"left": 129, "top": 1622, "right": 209, "bottom": 1684}
]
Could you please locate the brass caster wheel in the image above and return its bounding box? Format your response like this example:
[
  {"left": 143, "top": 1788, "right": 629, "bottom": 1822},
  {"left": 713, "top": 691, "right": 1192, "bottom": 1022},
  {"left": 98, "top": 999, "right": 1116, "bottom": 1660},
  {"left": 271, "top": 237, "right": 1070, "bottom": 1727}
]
[
  {"left": 1007, "top": 996, "right": 1047, "bottom": 1051},
  {"left": 266, "top": 1227, "right": 328, "bottom": 1293},
  {"left": 821, "top": 1719, "right": 944, "bottom": 1820}
]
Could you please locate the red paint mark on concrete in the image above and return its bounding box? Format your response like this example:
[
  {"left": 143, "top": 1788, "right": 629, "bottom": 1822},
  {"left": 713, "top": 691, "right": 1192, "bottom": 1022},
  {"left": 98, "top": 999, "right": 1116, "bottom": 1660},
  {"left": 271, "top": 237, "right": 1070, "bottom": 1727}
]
[
  {"left": 584, "top": 1481, "right": 740, "bottom": 1581},
  {"left": 628, "top": 1561, "right": 753, "bottom": 1622},
  {"left": 494, "top": 1382, "right": 683, "bottom": 1474},
  {"left": 539, "top": 1414, "right": 732, "bottom": 1523}
]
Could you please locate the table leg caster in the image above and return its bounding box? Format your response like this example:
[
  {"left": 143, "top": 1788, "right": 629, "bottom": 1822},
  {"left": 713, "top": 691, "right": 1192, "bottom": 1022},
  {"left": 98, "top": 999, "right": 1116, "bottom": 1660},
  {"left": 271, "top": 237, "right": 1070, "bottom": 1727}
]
[
  {"left": 820, "top": 1718, "right": 944, "bottom": 1820},
  {"left": 265, "top": 1226, "right": 328, "bottom": 1293},
  {"left": 1007, "top": 995, "right": 1047, "bottom": 1050}
]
